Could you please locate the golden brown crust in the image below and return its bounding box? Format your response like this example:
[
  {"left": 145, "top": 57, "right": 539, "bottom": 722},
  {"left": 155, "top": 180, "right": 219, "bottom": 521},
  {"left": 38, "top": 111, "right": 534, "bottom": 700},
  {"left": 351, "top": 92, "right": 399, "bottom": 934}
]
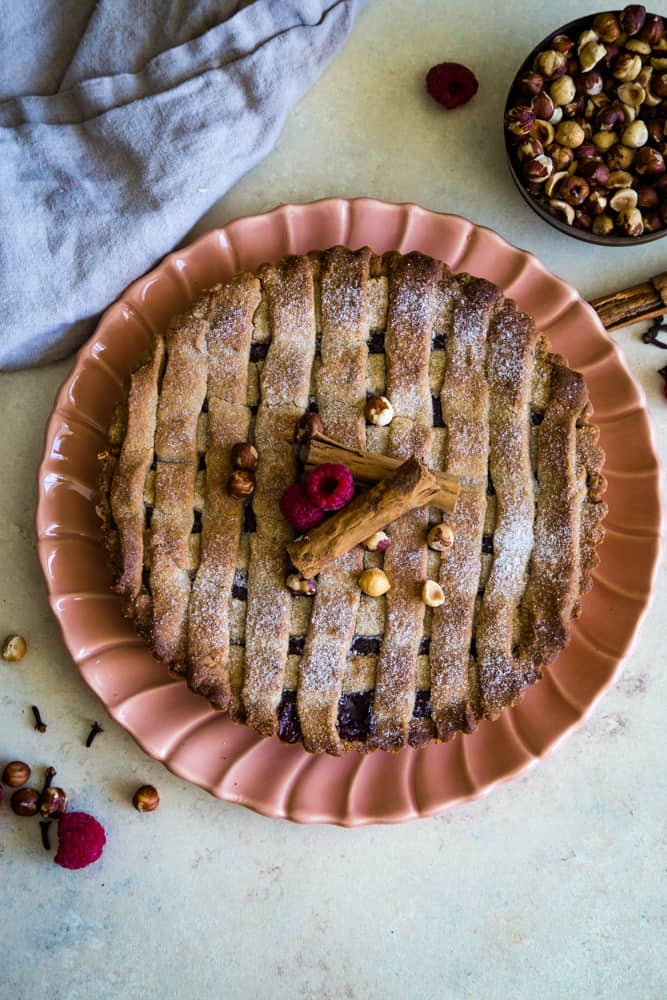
[{"left": 99, "top": 246, "right": 607, "bottom": 754}]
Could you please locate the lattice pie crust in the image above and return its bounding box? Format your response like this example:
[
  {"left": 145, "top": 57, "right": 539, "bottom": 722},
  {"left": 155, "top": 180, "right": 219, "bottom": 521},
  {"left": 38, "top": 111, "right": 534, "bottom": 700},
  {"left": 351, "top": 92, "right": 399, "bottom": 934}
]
[{"left": 98, "top": 247, "right": 607, "bottom": 755}]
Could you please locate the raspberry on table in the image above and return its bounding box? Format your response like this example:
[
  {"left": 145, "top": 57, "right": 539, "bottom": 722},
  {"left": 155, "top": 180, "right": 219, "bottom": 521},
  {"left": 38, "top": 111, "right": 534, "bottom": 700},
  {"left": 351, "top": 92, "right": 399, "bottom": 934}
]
[
  {"left": 54, "top": 811, "right": 106, "bottom": 870},
  {"left": 306, "top": 463, "right": 355, "bottom": 511},
  {"left": 426, "top": 62, "right": 478, "bottom": 110},
  {"left": 279, "top": 483, "right": 325, "bottom": 532}
]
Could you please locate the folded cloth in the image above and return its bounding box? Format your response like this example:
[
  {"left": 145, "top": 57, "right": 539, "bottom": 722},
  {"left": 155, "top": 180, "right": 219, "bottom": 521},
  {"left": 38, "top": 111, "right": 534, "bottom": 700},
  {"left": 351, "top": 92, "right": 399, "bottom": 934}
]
[{"left": 0, "top": 0, "right": 364, "bottom": 370}]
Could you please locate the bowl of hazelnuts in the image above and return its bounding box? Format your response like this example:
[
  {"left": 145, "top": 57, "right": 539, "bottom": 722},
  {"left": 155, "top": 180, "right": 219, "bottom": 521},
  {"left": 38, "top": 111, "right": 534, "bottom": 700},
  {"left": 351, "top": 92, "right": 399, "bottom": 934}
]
[{"left": 504, "top": 6, "right": 667, "bottom": 244}]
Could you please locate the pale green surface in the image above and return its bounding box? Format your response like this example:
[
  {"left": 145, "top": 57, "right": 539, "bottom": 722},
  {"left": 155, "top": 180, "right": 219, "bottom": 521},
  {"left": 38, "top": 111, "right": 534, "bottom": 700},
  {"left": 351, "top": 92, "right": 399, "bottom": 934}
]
[{"left": 1, "top": 2, "right": 666, "bottom": 998}]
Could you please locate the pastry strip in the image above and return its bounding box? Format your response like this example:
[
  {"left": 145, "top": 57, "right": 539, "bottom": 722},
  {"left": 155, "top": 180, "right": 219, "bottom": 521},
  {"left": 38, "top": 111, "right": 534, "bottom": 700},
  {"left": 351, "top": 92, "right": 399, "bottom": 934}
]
[
  {"left": 298, "top": 247, "right": 371, "bottom": 754},
  {"left": 430, "top": 275, "right": 501, "bottom": 740},
  {"left": 371, "top": 252, "right": 442, "bottom": 750},
  {"left": 187, "top": 276, "right": 261, "bottom": 711},
  {"left": 243, "top": 256, "right": 317, "bottom": 736}
]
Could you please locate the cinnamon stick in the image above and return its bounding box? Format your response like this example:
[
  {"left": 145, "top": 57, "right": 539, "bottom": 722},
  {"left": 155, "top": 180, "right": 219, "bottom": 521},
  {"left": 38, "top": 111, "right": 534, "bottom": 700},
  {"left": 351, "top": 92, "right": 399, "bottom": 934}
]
[
  {"left": 287, "top": 455, "right": 441, "bottom": 578},
  {"left": 302, "top": 431, "right": 459, "bottom": 514},
  {"left": 589, "top": 271, "right": 667, "bottom": 332}
]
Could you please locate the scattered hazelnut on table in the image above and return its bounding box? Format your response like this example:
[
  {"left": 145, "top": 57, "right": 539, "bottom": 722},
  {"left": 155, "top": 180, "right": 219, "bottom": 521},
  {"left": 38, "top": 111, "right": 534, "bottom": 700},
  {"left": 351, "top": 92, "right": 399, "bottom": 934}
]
[
  {"left": 40, "top": 786, "right": 69, "bottom": 819},
  {"left": 295, "top": 411, "right": 324, "bottom": 442},
  {"left": 365, "top": 395, "right": 394, "bottom": 426},
  {"left": 426, "top": 523, "right": 454, "bottom": 551},
  {"left": 2, "top": 634, "right": 26, "bottom": 662},
  {"left": 132, "top": 785, "right": 160, "bottom": 813},
  {"left": 2, "top": 761, "right": 31, "bottom": 787},
  {"left": 230, "top": 441, "right": 258, "bottom": 471},
  {"left": 362, "top": 531, "right": 391, "bottom": 552},
  {"left": 421, "top": 580, "right": 446, "bottom": 608},
  {"left": 227, "top": 469, "right": 255, "bottom": 499},
  {"left": 358, "top": 568, "right": 391, "bottom": 597},
  {"left": 10, "top": 787, "right": 41, "bottom": 817}
]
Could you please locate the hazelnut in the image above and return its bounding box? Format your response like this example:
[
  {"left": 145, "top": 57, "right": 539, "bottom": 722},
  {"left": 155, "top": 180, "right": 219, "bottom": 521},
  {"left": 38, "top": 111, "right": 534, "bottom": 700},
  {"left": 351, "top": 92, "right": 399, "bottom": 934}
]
[
  {"left": 579, "top": 42, "right": 607, "bottom": 72},
  {"left": 617, "top": 82, "right": 645, "bottom": 107},
  {"left": 546, "top": 143, "right": 574, "bottom": 170},
  {"left": 650, "top": 57, "right": 667, "bottom": 73},
  {"left": 531, "top": 120, "right": 555, "bottom": 145},
  {"left": 578, "top": 70, "right": 604, "bottom": 96},
  {"left": 365, "top": 395, "right": 394, "bottom": 426},
  {"left": 549, "top": 105, "right": 564, "bottom": 126},
  {"left": 358, "top": 568, "right": 391, "bottom": 597},
  {"left": 647, "top": 120, "right": 666, "bottom": 146},
  {"left": 592, "top": 129, "right": 618, "bottom": 151},
  {"left": 552, "top": 34, "right": 575, "bottom": 56},
  {"left": 40, "top": 786, "right": 68, "bottom": 819},
  {"left": 592, "top": 213, "right": 615, "bottom": 235},
  {"left": 544, "top": 170, "right": 568, "bottom": 197},
  {"left": 617, "top": 206, "right": 644, "bottom": 235},
  {"left": 575, "top": 142, "right": 599, "bottom": 163},
  {"left": 505, "top": 105, "right": 536, "bottom": 136},
  {"left": 286, "top": 574, "right": 318, "bottom": 595},
  {"left": 230, "top": 441, "right": 258, "bottom": 471},
  {"left": 421, "top": 580, "right": 445, "bottom": 608},
  {"left": 656, "top": 174, "right": 667, "bottom": 199},
  {"left": 643, "top": 208, "right": 663, "bottom": 231},
  {"left": 2, "top": 634, "right": 26, "bottom": 662},
  {"left": 579, "top": 160, "right": 610, "bottom": 186},
  {"left": 550, "top": 75, "right": 576, "bottom": 106},
  {"left": 620, "top": 5, "right": 647, "bottom": 37},
  {"left": 636, "top": 184, "right": 659, "bottom": 208},
  {"left": 593, "top": 13, "right": 621, "bottom": 43},
  {"left": 607, "top": 169, "right": 635, "bottom": 188},
  {"left": 577, "top": 29, "right": 600, "bottom": 53},
  {"left": 606, "top": 143, "right": 635, "bottom": 169},
  {"left": 227, "top": 469, "right": 255, "bottom": 499},
  {"left": 640, "top": 14, "right": 664, "bottom": 45},
  {"left": 535, "top": 50, "right": 567, "bottom": 80},
  {"left": 517, "top": 137, "right": 544, "bottom": 161},
  {"left": 609, "top": 187, "right": 639, "bottom": 212},
  {"left": 362, "top": 531, "right": 391, "bottom": 552},
  {"left": 619, "top": 102, "right": 637, "bottom": 124},
  {"left": 651, "top": 73, "right": 667, "bottom": 99},
  {"left": 622, "top": 119, "right": 649, "bottom": 148},
  {"left": 426, "top": 523, "right": 454, "bottom": 551},
  {"left": 10, "top": 787, "right": 40, "bottom": 817},
  {"left": 296, "top": 411, "right": 324, "bottom": 442},
  {"left": 2, "top": 761, "right": 31, "bottom": 787},
  {"left": 559, "top": 175, "right": 590, "bottom": 206},
  {"left": 548, "top": 199, "right": 576, "bottom": 225},
  {"left": 517, "top": 70, "right": 544, "bottom": 97},
  {"left": 555, "top": 121, "right": 586, "bottom": 148},
  {"left": 625, "top": 38, "right": 651, "bottom": 56},
  {"left": 531, "top": 93, "right": 555, "bottom": 121},
  {"left": 132, "top": 784, "right": 160, "bottom": 813},
  {"left": 587, "top": 189, "right": 609, "bottom": 215},
  {"left": 574, "top": 208, "right": 593, "bottom": 230},
  {"left": 596, "top": 105, "right": 626, "bottom": 130},
  {"left": 635, "top": 146, "right": 666, "bottom": 176},
  {"left": 612, "top": 53, "right": 643, "bottom": 82},
  {"left": 522, "top": 154, "right": 554, "bottom": 183}
]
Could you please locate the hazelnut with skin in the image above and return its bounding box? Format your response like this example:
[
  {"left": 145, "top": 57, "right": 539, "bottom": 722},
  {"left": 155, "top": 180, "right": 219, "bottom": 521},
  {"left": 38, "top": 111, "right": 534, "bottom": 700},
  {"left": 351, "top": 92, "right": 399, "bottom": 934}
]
[
  {"left": 227, "top": 469, "right": 255, "bottom": 499},
  {"left": 617, "top": 207, "right": 645, "bottom": 236},
  {"left": 593, "top": 12, "right": 621, "bottom": 43},
  {"left": 286, "top": 574, "right": 318, "bottom": 595},
  {"left": 132, "top": 785, "right": 160, "bottom": 813},
  {"left": 230, "top": 441, "right": 258, "bottom": 471},
  {"left": 295, "top": 411, "right": 324, "bottom": 443},
  {"left": 635, "top": 146, "right": 666, "bottom": 176},
  {"left": 620, "top": 5, "right": 647, "bottom": 37},
  {"left": 517, "top": 70, "right": 544, "bottom": 97},
  {"left": 606, "top": 143, "right": 635, "bottom": 170},
  {"left": 2, "top": 761, "right": 31, "bottom": 787},
  {"left": 522, "top": 155, "right": 554, "bottom": 182},
  {"left": 426, "top": 523, "right": 454, "bottom": 551},
  {"left": 40, "top": 786, "right": 68, "bottom": 819},
  {"left": 545, "top": 143, "right": 574, "bottom": 170},
  {"left": 517, "top": 137, "right": 544, "bottom": 161},
  {"left": 652, "top": 74, "right": 667, "bottom": 99},
  {"left": 587, "top": 189, "right": 609, "bottom": 215},
  {"left": 640, "top": 14, "right": 664, "bottom": 45},
  {"left": 358, "top": 568, "right": 391, "bottom": 597},
  {"left": 596, "top": 105, "right": 626, "bottom": 130},
  {"left": 637, "top": 184, "right": 659, "bottom": 208},
  {"left": 579, "top": 160, "right": 610, "bottom": 187},
  {"left": 552, "top": 34, "right": 575, "bottom": 56},
  {"left": 577, "top": 70, "right": 604, "bottom": 96},
  {"left": 2, "top": 634, "right": 26, "bottom": 662},
  {"left": 575, "top": 142, "right": 599, "bottom": 163},
  {"left": 11, "top": 787, "right": 40, "bottom": 817},
  {"left": 643, "top": 208, "right": 663, "bottom": 231},
  {"left": 531, "top": 93, "right": 555, "bottom": 121},
  {"left": 535, "top": 49, "right": 567, "bottom": 80},
  {"left": 362, "top": 531, "right": 391, "bottom": 552},
  {"left": 559, "top": 175, "right": 591, "bottom": 206},
  {"left": 365, "top": 395, "right": 394, "bottom": 426},
  {"left": 505, "top": 105, "right": 536, "bottom": 136}
]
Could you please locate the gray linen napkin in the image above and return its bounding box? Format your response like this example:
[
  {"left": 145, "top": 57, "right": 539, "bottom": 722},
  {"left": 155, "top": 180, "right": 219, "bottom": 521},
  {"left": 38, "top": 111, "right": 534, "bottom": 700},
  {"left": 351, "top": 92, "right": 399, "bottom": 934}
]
[{"left": 0, "top": 0, "right": 364, "bottom": 370}]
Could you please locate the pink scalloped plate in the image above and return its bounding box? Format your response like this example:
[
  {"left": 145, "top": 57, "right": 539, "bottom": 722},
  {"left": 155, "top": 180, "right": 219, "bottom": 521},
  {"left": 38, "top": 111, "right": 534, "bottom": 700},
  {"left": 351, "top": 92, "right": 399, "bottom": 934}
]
[{"left": 36, "top": 199, "right": 662, "bottom": 826}]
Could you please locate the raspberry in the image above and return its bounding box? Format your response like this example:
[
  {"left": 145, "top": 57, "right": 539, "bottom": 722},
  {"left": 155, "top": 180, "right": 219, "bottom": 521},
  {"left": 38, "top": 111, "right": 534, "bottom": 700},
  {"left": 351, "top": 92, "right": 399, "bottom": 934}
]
[
  {"left": 279, "top": 483, "right": 325, "bottom": 533},
  {"left": 54, "top": 811, "right": 106, "bottom": 870},
  {"left": 426, "top": 62, "right": 478, "bottom": 110},
  {"left": 306, "top": 463, "right": 355, "bottom": 511}
]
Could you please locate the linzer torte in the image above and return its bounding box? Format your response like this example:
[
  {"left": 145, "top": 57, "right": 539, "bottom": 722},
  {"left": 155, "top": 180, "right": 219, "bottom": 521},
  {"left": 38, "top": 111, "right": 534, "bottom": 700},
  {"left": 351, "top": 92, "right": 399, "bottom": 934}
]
[{"left": 97, "top": 246, "right": 607, "bottom": 755}]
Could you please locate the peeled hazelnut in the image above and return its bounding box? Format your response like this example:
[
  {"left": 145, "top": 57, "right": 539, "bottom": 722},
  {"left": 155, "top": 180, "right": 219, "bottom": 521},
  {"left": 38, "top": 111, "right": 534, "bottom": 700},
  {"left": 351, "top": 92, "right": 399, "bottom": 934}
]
[
  {"left": 619, "top": 102, "right": 637, "bottom": 124},
  {"left": 607, "top": 169, "right": 635, "bottom": 188},
  {"left": 617, "top": 82, "right": 645, "bottom": 107},
  {"left": 546, "top": 143, "right": 574, "bottom": 170},
  {"left": 426, "top": 523, "right": 454, "bottom": 551},
  {"left": 620, "top": 5, "right": 647, "bottom": 36},
  {"left": 640, "top": 14, "right": 664, "bottom": 45},
  {"left": 2, "top": 634, "right": 26, "bottom": 662},
  {"left": 550, "top": 75, "right": 576, "bottom": 106},
  {"left": 625, "top": 38, "right": 651, "bottom": 56},
  {"left": 579, "top": 41, "right": 607, "bottom": 72},
  {"left": 505, "top": 105, "right": 536, "bottom": 136},
  {"left": 227, "top": 469, "right": 255, "bottom": 499},
  {"left": 365, "top": 395, "right": 394, "bottom": 426},
  {"left": 593, "top": 13, "right": 621, "bottom": 43},
  {"left": 549, "top": 105, "right": 564, "bottom": 126},
  {"left": 635, "top": 146, "right": 666, "bottom": 176},
  {"left": 230, "top": 441, "right": 258, "bottom": 471},
  {"left": 650, "top": 57, "right": 667, "bottom": 72},
  {"left": 592, "top": 212, "right": 615, "bottom": 235},
  {"left": 362, "top": 531, "right": 391, "bottom": 553},
  {"left": 517, "top": 137, "right": 544, "bottom": 161},
  {"left": 555, "top": 121, "right": 586, "bottom": 148},
  {"left": 578, "top": 29, "right": 600, "bottom": 52},
  {"left": 358, "top": 568, "right": 391, "bottom": 597},
  {"left": 522, "top": 154, "right": 554, "bottom": 182},
  {"left": 517, "top": 70, "right": 544, "bottom": 97},
  {"left": 564, "top": 97, "right": 586, "bottom": 119},
  {"left": 544, "top": 170, "right": 568, "bottom": 197},
  {"left": 531, "top": 93, "right": 555, "bottom": 120},
  {"left": 609, "top": 187, "right": 639, "bottom": 212},
  {"left": 612, "top": 53, "right": 643, "bottom": 81},
  {"left": 132, "top": 784, "right": 160, "bottom": 813},
  {"left": 636, "top": 184, "right": 659, "bottom": 208},
  {"left": 421, "top": 580, "right": 445, "bottom": 608},
  {"left": 592, "top": 129, "right": 618, "bottom": 151},
  {"left": 578, "top": 70, "right": 604, "bottom": 96},
  {"left": 552, "top": 34, "right": 575, "bottom": 56},
  {"left": 606, "top": 142, "right": 635, "bottom": 169},
  {"left": 535, "top": 49, "right": 567, "bottom": 80},
  {"left": 617, "top": 206, "right": 644, "bottom": 236},
  {"left": 11, "top": 787, "right": 40, "bottom": 817},
  {"left": 548, "top": 199, "right": 576, "bottom": 225},
  {"left": 531, "top": 119, "right": 555, "bottom": 145},
  {"left": 579, "top": 160, "right": 610, "bottom": 186},
  {"left": 286, "top": 574, "right": 318, "bottom": 595},
  {"left": 587, "top": 189, "right": 609, "bottom": 215},
  {"left": 559, "top": 175, "right": 590, "bottom": 205},
  {"left": 40, "top": 786, "right": 68, "bottom": 819},
  {"left": 622, "top": 119, "right": 649, "bottom": 148},
  {"left": 296, "top": 411, "right": 324, "bottom": 442},
  {"left": 2, "top": 761, "right": 31, "bottom": 787}
]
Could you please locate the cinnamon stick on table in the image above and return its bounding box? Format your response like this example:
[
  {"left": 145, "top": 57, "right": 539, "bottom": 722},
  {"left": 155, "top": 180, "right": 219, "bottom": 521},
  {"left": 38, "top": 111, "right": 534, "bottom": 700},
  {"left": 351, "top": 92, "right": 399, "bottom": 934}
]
[
  {"left": 302, "top": 431, "right": 459, "bottom": 514},
  {"left": 590, "top": 271, "right": 667, "bottom": 333},
  {"left": 287, "top": 455, "right": 441, "bottom": 579}
]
